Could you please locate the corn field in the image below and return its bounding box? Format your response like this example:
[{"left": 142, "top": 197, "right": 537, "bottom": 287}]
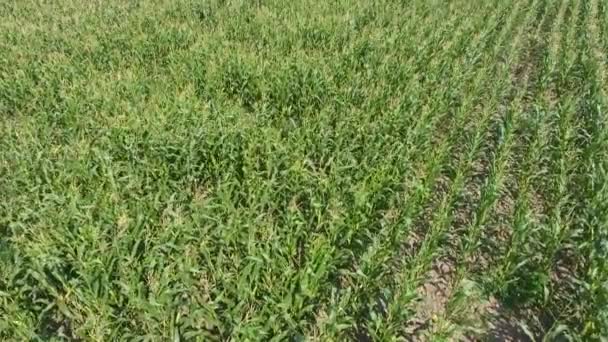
[{"left": 1, "top": 0, "right": 607, "bottom": 340}]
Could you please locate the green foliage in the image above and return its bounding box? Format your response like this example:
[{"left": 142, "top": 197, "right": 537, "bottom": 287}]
[{"left": 0, "top": 0, "right": 606, "bottom": 340}]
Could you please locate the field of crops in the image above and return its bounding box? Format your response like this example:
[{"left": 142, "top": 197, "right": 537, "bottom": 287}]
[{"left": 1, "top": 0, "right": 607, "bottom": 340}]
